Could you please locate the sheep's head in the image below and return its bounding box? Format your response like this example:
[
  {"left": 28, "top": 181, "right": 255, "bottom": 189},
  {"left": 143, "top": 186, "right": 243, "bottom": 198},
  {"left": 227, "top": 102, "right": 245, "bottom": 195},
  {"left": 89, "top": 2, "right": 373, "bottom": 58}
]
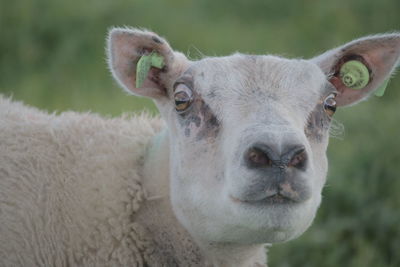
[{"left": 108, "top": 28, "right": 400, "bottom": 244}]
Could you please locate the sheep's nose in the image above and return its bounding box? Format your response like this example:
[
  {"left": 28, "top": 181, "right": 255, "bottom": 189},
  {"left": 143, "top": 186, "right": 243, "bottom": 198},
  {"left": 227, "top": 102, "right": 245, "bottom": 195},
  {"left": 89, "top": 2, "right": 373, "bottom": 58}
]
[{"left": 245, "top": 143, "right": 307, "bottom": 170}]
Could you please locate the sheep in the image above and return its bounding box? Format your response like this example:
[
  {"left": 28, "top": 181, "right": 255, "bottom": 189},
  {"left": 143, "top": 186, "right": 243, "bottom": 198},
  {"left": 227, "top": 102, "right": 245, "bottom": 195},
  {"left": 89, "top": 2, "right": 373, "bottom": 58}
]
[{"left": 0, "top": 27, "right": 399, "bottom": 267}]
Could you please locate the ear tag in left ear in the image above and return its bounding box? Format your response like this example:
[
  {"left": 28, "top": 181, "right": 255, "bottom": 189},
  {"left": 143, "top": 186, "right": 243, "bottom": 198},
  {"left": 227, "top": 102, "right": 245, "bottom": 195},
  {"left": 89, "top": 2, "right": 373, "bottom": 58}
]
[
  {"left": 136, "top": 52, "right": 165, "bottom": 88},
  {"left": 339, "top": 60, "right": 370, "bottom": 90}
]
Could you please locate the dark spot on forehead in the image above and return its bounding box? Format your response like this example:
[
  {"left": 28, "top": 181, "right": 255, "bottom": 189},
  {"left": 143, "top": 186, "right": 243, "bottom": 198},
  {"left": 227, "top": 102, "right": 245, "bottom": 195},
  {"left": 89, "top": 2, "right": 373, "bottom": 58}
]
[{"left": 178, "top": 93, "right": 220, "bottom": 141}]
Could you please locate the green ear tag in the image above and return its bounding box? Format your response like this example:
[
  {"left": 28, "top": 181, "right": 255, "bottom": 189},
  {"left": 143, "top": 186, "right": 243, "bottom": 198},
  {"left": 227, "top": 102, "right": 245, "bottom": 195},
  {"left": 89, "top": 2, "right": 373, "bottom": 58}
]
[
  {"left": 339, "top": 60, "right": 370, "bottom": 90},
  {"left": 136, "top": 52, "right": 165, "bottom": 88},
  {"left": 136, "top": 54, "right": 152, "bottom": 88},
  {"left": 150, "top": 53, "right": 165, "bottom": 68},
  {"left": 374, "top": 78, "right": 390, "bottom": 97}
]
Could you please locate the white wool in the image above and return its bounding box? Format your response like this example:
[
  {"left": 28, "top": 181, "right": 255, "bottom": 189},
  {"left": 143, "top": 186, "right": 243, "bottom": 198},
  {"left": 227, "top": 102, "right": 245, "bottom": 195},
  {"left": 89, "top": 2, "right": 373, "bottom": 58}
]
[{"left": 0, "top": 96, "right": 164, "bottom": 266}]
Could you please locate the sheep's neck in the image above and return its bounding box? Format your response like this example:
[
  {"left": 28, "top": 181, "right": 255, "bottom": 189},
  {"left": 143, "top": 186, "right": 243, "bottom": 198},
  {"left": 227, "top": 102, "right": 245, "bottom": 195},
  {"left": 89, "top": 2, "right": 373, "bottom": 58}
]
[
  {"left": 139, "top": 128, "right": 205, "bottom": 265},
  {"left": 141, "top": 129, "right": 268, "bottom": 267},
  {"left": 142, "top": 128, "right": 170, "bottom": 200}
]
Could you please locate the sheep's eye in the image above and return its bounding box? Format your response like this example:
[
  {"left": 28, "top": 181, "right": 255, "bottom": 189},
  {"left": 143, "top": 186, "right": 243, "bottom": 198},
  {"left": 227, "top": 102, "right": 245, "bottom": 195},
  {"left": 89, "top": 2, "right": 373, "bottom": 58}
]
[
  {"left": 323, "top": 93, "right": 337, "bottom": 116},
  {"left": 174, "top": 84, "right": 193, "bottom": 113}
]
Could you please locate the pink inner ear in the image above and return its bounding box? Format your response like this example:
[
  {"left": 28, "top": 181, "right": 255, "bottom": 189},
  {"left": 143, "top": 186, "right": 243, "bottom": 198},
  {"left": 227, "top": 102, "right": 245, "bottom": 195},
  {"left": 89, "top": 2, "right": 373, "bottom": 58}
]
[
  {"left": 141, "top": 67, "right": 166, "bottom": 94},
  {"left": 329, "top": 76, "right": 368, "bottom": 106},
  {"left": 108, "top": 28, "right": 177, "bottom": 99},
  {"left": 330, "top": 50, "right": 396, "bottom": 106},
  {"left": 328, "top": 54, "right": 373, "bottom": 106},
  {"left": 322, "top": 34, "right": 400, "bottom": 106}
]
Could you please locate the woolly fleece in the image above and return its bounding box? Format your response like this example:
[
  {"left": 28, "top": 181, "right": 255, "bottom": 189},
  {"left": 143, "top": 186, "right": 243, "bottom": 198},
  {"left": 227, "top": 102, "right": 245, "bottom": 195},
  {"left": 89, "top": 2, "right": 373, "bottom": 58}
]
[{"left": 0, "top": 95, "right": 165, "bottom": 266}]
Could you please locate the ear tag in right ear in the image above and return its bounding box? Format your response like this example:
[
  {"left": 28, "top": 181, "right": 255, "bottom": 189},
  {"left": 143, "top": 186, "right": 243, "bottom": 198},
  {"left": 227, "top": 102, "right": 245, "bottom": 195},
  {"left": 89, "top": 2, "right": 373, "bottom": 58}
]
[
  {"left": 339, "top": 60, "right": 370, "bottom": 90},
  {"left": 374, "top": 78, "right": 389, "bottom": 97},
  {"left": 136, "top": 52, "right": 165, "bottom": 88}
]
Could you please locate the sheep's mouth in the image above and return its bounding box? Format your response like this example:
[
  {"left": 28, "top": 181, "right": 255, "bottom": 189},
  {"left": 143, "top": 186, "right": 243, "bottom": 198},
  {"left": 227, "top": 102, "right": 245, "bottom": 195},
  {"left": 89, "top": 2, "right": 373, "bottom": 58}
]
[{"left": 230, "top": 193, "right": 297, "bottom": 205}]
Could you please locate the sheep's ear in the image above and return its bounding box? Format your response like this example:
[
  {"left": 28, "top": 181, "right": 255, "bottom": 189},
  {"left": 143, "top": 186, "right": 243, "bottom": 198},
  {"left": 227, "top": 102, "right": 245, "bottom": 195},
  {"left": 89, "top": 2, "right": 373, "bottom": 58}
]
[
  {"left": 312, "top": 33, "right": 400, "bottom": 106},
  {"left": 107, "top": 27, "right": 189, "bottom": 99}
]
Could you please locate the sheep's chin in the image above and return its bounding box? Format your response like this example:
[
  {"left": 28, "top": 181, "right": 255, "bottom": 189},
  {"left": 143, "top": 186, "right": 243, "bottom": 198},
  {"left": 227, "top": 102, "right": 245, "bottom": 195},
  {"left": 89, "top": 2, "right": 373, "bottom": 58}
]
[
  {"left": 216, "top": 203, "right": 317, "bottom": 244},
  {"left": 173, "top": 194, "right": 320, "bottom": 246}
]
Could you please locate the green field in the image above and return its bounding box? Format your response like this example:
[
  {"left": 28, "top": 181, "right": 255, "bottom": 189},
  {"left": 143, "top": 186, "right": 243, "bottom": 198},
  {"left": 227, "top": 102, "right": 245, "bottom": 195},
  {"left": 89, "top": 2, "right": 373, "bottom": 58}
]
[{"left": 1, "top": 0, "right": 399, "bottom": 266}]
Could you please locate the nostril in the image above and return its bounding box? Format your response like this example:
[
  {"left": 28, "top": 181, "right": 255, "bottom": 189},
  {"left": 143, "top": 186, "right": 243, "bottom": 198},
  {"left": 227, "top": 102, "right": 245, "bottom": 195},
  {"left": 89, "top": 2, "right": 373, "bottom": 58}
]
[
  {"left": 244, "top": 144, "right": 307, "bottom": 170},
  {"left": 246, "top": 147, "right": 272, "bottom": 168},
  {"left": 287, "top": 147, "right": 307, "bottom": 169}
]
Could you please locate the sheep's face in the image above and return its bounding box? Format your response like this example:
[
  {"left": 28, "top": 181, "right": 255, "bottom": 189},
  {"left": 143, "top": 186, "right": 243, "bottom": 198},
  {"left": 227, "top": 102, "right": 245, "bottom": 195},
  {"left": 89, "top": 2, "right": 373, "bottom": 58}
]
[
  {"left": 108, "top": 28, "right": 400, "bottom": 245},
  {"left": 163, "top": 55, "right": 331, "bottom": 244}
]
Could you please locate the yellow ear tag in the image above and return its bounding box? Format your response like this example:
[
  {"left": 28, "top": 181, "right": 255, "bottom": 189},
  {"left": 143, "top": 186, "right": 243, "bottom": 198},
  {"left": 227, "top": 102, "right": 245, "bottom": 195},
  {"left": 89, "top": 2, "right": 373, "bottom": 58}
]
[
  {"left": 136, "top": 52, "right": 165, "bottom": 88},
  {"left": 339, "top": 60, "right": 370, "bottom": 90}
]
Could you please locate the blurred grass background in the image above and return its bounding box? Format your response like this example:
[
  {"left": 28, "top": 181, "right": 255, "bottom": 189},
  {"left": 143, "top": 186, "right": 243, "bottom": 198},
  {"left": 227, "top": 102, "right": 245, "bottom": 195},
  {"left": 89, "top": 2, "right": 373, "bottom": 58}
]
[{"left": 1, "top": 0, "right": 399, "bottom": 266}]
